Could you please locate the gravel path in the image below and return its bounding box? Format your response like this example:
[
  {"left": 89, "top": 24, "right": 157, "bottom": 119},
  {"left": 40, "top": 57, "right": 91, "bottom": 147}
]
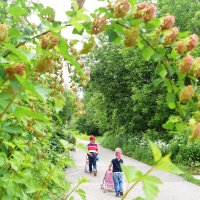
[{"left": 66, "top": 140, "right": 200, "bottom": 200}]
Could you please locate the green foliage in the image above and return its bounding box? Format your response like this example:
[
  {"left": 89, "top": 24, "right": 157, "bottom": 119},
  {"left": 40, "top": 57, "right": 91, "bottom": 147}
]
[
  {"left": 1, "top": 0, "right": 200, "bottom": 199},
  {"left": 0, "top": 0, "right": 86, "bottom": 199},
  {"left": 158, "top": 0, "right": 200, "bottom": 33},
  {"left": 77, "top": 37, "right": 171, "bottom": 140},
  {"left": 50, "top": 126, "right": 76, "bottom": 156},
  {"left": 174, "top": 140, "right": 200, "bottom": 166},
  {"left": 59, "top": 91, "right": 76, "bottom": 124},
  {"left": 149, "top": 141, "right": 162, "bottom": 163},
  {"left": 122, "top": 141, "right": 181, "bottom": 200}
]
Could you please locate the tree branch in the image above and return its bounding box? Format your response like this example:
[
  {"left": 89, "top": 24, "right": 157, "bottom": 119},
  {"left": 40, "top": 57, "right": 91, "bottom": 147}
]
[
  {"left": 77, "top": 0, "right": 86, "bottom": 9},
  {"left": 0, "top": 86, "right": 22, "bottom": 120},
  {"left": 35, "top": 150, "right": 69, "bottom": 199},
  {"left": 3, "top": 24, "right": 71, "bottom": 58}
]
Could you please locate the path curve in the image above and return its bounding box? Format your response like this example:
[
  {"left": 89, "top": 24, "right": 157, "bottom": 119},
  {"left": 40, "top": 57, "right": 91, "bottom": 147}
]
[{"left": 66, "top": 140, "right": 200, "bottom": 200}]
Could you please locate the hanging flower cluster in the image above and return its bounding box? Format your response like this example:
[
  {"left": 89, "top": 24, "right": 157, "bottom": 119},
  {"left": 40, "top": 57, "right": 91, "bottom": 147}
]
[
  {"left": 114, "top": 0, "right": 130, "bottom": 18},
  {"left": 6, "top": 64, "right": 25, "bottom": 79}
]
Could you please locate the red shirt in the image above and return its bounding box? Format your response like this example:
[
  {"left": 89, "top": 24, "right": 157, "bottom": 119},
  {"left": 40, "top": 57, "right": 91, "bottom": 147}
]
[{"left": 87, "top": 142, "right": 98, "bottom": 154}]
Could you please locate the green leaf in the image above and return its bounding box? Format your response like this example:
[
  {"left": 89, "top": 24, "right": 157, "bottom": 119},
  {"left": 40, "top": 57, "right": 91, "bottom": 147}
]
[
  {"left": 72, "top": 0, "right": 79, "bottom": 11},
  {"left": 129, "top": 0, "right": 136, "bottom": 7},
  {"left": 73, "top": 27, "right": 84, "bottom": 35},
  {"left": 137, "top": 37, "right": 145, "bottom": 49},
  {"left": 149, "top": 141, "right": 162, "bottom": 163},
  {"left": 59, "top": 139, "right": 73, "bottom": 150},
  {"left": 0, "top": 93, "right": 12, "bottom": 109},
  {"left": 121, "top": 165, "right": 143, "bottom": 183},
  {"left": 178, "top": 31, "right": 190, "bottom": 39},
  {"left": 40, "top": 6, "right": 55, "bottom": 16},
  {"left": 130, "top": 19, "right": 141, "bottom": 27},
  {"left": 78, "top": 177, "right": 89, "bottom": 184},
  {"left": 146, "top": 18, "right": 160, "bottom": 29},
  {"left": 14, "top": 107, "right": 48, "bottom": 122},
  {"left": 8, "top": 5, "right": 27, "bottom": 17},
  {"left": 0, "top": 58, "right": 9, "bottom": 64},
  {"left": 162, "top": 121, "right": 174, "bottom": 130},
  {"left": 1, "top": 194, "right": 12, "bottom": 200},
  {"left": 142, "top": 175, "right": 162, "bottom": 200},
  {"left": 24, "top": 178, "right": 41, "bottom": 193},
  {"left": 4, "top": 43, "right": 30, "bottom": 64},
  {"left": 155, "top": 64, "right": 167, "bottom": 79},
  {"left": 69, "top": 197, "right": 75, "bottom": 200},
  {"left": 7, "top": 181, "right": 21, "bottom": 196},
  {"left": 9, "top": 160, "right": 18, "bottom": 171},
  {"left": 2, "top": 123, "right": 22, "bottom": 134},
  {"left": 142, "top": 47, "right": 154, "bottom": 61},
  {"left": 94, "top": 7, "right": 110, "bottom": 17},
  {"left": 56, "top": 37, "right": 82, "bottom": 74},
  {"left": 0, "top": 152, "right": 7, "bottom": 166},
  {"left": 143, "top": 179, "right": 160, "bottom": 200},
  {"left": 76, "top": 189, "right": 86, "bottom": 200},
  {"left": 156, "top": 154, "right": 183, "bottom": 174},
  {"left": 34, "top": 84, "right": 50, "bottom": 102},
  {"left": 76, "top": 143, "right": 87, "bottom": 153},
  {"left": 166, "top": 92, "right": 176, "bottom": 109},
  {"left": 69, "top": 9, "right": 91, "bottom": 32},
  {"left": 168, "top": 115, "right": 181, "bottom": 123},
  {"left": 144, "top": 175, "right": 162, "bottom": 184},
  {"left": 162, "top": 115, "right": 180, "bottom": 130},
  {"left": 175, "top": 122, "right": 187, "bottom": 132},
  {"left": 167, "top": 49, "right": 179, "bottom": 59},
  {"left": 63, "top": 158, "right": 75, "bottom": 168},
  {"left": 16, "top": 75, "right": 44, "bottom": 100},
  {"left": 55, "top": 98, "right": 65, "bottom": 111},
  {"left": 3, "top": 141, "right": 15, "bottom": 149},
  {"left": 66, "top": 11, "right": 75, "bottom": 17},
  {"left": 9, "top": 28, "right": 20, "bottom": 37},
  {"left": 107, "top": 30, "right": 118, "bottom": 42},
  {"left": 153, "top": 78, "right": 163, "bottom": 87}
]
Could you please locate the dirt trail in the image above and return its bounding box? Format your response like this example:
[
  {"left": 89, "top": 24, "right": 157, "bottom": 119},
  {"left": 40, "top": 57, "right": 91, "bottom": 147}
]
[{"left": 66, "top": 140, "right": 200, "bottom": 200}]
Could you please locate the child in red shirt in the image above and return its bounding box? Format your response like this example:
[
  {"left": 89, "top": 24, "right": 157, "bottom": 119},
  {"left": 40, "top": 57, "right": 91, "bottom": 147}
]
[{"left": 87, "top": 135, "right": 98, "bottom": 176}]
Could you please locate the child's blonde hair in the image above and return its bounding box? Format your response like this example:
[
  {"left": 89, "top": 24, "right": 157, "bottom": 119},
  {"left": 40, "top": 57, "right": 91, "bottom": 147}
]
[{"left": 115, "top": 148, "right": 122, "bottom": 159}]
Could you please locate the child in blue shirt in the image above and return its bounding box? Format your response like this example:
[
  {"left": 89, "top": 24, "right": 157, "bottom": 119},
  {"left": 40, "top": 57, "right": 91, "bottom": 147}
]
[{"left": 109, "top": 148, "right": 123, "bottom": 197}]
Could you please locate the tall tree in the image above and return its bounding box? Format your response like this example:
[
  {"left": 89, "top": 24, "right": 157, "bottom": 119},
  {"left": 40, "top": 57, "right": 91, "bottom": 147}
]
[{"left": 157, "top": 0, "right": 200, "bottom": 33}]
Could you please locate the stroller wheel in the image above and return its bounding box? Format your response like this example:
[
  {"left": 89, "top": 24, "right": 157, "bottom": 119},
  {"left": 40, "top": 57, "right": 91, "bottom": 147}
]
[{"left": 101, "top": 185, "right": 106, "bottom": 193}]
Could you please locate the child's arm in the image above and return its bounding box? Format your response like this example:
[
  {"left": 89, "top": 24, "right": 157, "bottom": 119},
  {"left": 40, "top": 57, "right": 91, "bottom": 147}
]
[{"left": 108, "top": 162, "right": 112, "bottom": 171}]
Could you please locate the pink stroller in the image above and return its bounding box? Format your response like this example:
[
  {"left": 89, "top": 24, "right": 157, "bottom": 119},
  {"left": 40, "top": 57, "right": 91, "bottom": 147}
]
[
  {"left": 101, "top": 170, "right": 114, "bottom": 193},
  {"left": 85, "top": 155, "right": 89, "bottom": 173}
]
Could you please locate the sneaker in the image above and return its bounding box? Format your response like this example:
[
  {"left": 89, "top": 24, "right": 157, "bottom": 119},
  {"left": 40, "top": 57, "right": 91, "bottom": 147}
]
[
  {"left": 120, "top": 191, "right": 123, "bottom": 196},
  {"left": 115, "top": 193, "right": 120, "bottom": 197}
]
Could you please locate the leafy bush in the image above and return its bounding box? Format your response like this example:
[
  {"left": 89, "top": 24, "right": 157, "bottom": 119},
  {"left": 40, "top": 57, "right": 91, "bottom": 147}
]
[
  {"left": 50, "top": 126, "right": 76, "bottom": 154},
  {"left": 102, "top": 129, "right": 200, "bottom": 171},
  {"left": 75, "top": 115, "right": 100, "bottom": 135},
  {"left": 101, "top": 130, "right": 154, "bottom": 165},
  {"left": 177, "top": 141, "right": 200, "bottom": 166}
]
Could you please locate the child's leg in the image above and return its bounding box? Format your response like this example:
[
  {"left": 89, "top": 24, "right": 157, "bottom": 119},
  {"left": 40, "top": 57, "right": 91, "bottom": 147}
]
[
  {"left": 113, "top": 173, "right": 120, "bottom": 195},
  {"left": 92, "top": 156, "right": 97, "bottom": 171},
  {"left": 118, "top": 173, "right": 123, "bottom": 194},
  {"left": 88, "top": 155, "right": 93, "bottom": 173}
]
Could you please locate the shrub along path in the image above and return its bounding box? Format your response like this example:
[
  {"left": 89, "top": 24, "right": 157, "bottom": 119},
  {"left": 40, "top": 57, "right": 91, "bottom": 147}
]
[{"left": 66, "top": 140, "right": 200, "bottom": 200}]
